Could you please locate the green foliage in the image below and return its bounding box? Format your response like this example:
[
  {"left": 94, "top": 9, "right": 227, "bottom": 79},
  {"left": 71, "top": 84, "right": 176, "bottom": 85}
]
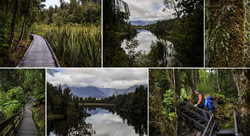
[
  {"left": 103, "top": 0, "right": 137, "bottom": 67},
  {"left": 150, "top": 69, "right": 241, "bottom": 135},
  {"left": 2, "top": 87, "right": 24, "bottom": 118},
  {"left": 145, "top": 0, "right": 204, "bottom": 67},
  {"left": 0, "top": 0, "right": 44, "bottom": 66},
  {"left": 45, "top": 26, "right": 101, "bottom": 67},
  {"left": 197, "top": 81, "right": 214, "bottom": 94},
  {"left": 206, "top": 0, "right": 246, "bottom": 67},
  {"left": 31, "top": 107, "right": 45, "bottom": 136},
  {"left": 162, "top": 89, "right": 177, "bottom": 122},
  {"left": 47, "top": 83, "right": 84, "bottom": 117},
  {"left": 0, "top": 69, "right": 45, "bottom": 122}
]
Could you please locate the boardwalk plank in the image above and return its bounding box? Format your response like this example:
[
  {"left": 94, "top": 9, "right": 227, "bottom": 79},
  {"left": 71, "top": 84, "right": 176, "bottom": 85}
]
[
  {"left": 15, "top": 97, "right": 39, "bottom": 136},
  {"left": 17, "top": 34, "right": 57, "bottom": 67}
]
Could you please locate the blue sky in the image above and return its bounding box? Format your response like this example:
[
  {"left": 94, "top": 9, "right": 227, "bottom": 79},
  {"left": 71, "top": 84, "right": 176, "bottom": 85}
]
[
  {"left": 43, "top": 0, "right": 70, "bottom": 9},
  {"left": 123, "top": 0, "right": 174, "bottom": 21}
]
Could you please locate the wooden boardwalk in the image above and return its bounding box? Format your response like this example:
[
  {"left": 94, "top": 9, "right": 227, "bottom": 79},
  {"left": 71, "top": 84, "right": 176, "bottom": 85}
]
[
  {"left": 15, "top": 97, "right": 39, "bottom": 136},
  {"left": 17, "top": 34, "right": 59, "bottom": 67},
  {"left": 179, "top": 101, "right": 243, "bottom": 136}
]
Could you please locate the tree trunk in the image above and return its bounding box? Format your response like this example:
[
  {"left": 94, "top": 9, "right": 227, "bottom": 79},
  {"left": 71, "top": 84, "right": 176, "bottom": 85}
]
[
  {"left": 15, "top": 0, "right": 32, "bottom": 51},
  {"left": 173, "top": 69, "right": 178, "bottom": 136},
  {"left": 9, "top": 0, "right": 19, "bottom": 48},
  {"left": 231, "top": 69, "right": 250, "bottom": 135},
  {"left": 216, "top": 69, "right": 221, "bottom": 92}
]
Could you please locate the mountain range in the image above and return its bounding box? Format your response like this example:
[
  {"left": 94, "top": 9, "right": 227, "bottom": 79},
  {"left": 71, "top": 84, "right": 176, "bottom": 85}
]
[
  {"left": 61, "top": 84, "right": 147, "bottom": 98},
  {"left": 130, "top": 20, "right": 158, "bottom": 26}
]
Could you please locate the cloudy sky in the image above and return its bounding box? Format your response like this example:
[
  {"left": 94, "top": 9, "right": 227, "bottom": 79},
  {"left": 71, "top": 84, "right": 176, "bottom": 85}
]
[
  {"left": 123, "top": 0, "right": 174, "bottom": 21},
  {"left": 47, "top": 69, "right": 147, "bottom": 89},
  {"left": 43, "top": 0, "right": 70, "bottom": 9}
]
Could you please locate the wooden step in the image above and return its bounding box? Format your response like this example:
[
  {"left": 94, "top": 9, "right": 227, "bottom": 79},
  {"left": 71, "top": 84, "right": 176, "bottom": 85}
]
[{"left": 216, "top": 129, "right": 235, "bottom": 136}]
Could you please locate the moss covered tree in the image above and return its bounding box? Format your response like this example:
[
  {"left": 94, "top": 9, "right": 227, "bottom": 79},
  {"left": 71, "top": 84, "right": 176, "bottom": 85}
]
[{"left": 206, "top": 0, "right": 246, "bottom": 67}]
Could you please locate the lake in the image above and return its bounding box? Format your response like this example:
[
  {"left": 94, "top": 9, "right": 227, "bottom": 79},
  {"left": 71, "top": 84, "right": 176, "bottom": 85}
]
[
  {"left": 121, "top": 29, "right": 176, "bottom": 66},
  {"left": 121, "top": 29, "right": 157, "bottom": 54},
  {"left": 85, "top": 108, "right": 146, "bottom": 136},
  {"left": 48, "top": 107, "right": 147, "bottom": 136}
]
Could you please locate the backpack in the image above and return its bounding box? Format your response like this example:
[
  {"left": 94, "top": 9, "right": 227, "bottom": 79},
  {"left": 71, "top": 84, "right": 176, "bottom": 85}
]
[{"left": 197, "top": 93, "right": 205, "bottom": 108}]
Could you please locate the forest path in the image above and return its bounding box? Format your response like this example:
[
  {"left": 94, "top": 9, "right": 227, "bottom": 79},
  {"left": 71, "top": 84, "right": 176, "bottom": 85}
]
[
  {"left": 15, "top": 97, "right": 39, "bottom": 136},
  {"left": 17, "top": 34, "right": 59, "bottom": 67}
]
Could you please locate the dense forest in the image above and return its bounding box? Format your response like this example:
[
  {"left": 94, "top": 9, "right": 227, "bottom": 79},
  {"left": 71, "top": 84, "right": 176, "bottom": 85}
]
[
  {"left": 47, "top": 82, "right": 94, "bottom": 135},
  {"left": 149, "top": 69, "right": 249, "bottom": 136},
  {"left": 0, "top": 0, "right": 101, "bottom": 67},
  {"left": 103, "top": 0, "right": 137, "bottom": 67},
  {"left": 0, "top": 0, "right": 45, "bottom": 66},
  {"left": 0, "top": 69, "right": 45, "bottom": 135},
  {"left": 82, "top": 85, "right": 147, "bottom": 114},
  {"left": 48, "top": 83, "right": 147, "bottom": 116},
  {"left": 146, "top": 0, "right": 204, "bottom": 67},
  {"left": 206, "top": 0, "right": 250, "bottom": 67},
  {"left": 104, "top": 0, "right": 203, "bottom": 67}
]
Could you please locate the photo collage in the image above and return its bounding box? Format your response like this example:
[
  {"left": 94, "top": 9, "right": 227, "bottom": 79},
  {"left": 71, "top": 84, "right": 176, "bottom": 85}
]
[{"left": 0, "top": 0, "right": 249, "bottom": 136}]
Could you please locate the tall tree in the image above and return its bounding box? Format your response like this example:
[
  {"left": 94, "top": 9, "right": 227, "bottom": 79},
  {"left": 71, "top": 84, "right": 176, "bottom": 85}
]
[
  {"left": 206, "top": 0, "right": 246, "bottom": 67},
  {"left": 16, "top": 0, "right": 32, "bottom": 50},
  {"left": 9, "top": 0, "right": 19, "bottom": 48},
  {"left": 231, "top": 69, "right": 250, "bottom": 135}
]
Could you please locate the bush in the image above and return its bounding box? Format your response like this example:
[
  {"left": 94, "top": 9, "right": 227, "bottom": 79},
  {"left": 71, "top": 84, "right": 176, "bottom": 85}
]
[
  {"left": 197, "top": 81, "right": 214, "bottom": 95},
  {"left": 45, "top": 25, "right": 101, "bottom": 67}
]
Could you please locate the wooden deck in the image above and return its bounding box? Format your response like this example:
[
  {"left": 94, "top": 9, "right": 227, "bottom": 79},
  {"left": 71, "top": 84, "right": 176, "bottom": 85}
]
[
  {"left": 15, "top": 97, "right": 39, "bottom": 136},
  {"left": 17, "top": 34, "right": 60, "bottom": 67}
]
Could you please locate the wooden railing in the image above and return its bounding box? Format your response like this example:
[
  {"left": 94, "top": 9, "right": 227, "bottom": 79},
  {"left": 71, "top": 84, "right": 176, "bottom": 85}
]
[
  {"left": 182, "top": 101, "right": 212, "bottom": 116},
  {"left": 179, "top": 101, "right": 216, "bottom": 136},
  {"left": 234, "top": 109, "right": 244, "bottom": 136},
  {"left": 202, "top": 114, "right": 215, "bottom": 136},
  {"left": 0, "top": 104, "right": 24, "bottom": 136}
]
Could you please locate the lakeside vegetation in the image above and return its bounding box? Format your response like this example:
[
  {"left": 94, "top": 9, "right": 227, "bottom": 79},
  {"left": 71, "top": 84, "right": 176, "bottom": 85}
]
[
  {"left": 0, "top": 69, "right": 45, "bottom": 135},
  {"left": 149, "top": 69, "right": 249, "bottom": 135},
  {"left": 81, "top": 85, "right": 147, "bottom": 113},
  {"left": 47, "top": 83, "right": 148, "bottom": 135},
  {"left": 104, "top": 0, "right": 203, "bottom": 67},
  {"left": 0, "top": 0, "right": 101, "bottom": 67},
  {"left": 32, "top": 0, "right": 101, "bottom": 67},
  {"left": 47, "top": 82, "right": 94, "bottom": 135}
]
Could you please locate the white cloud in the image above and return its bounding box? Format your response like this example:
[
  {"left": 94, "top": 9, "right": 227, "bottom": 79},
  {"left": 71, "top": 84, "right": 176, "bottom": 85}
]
[
  {"left": 42, "top": 0, "right": 70, "bottom": 9},
  {"left": 47, "top": 69, "right": 147, "bottom": 89},
  {"left": 124, "top": 0, "right": 174, "bottom": 21}
]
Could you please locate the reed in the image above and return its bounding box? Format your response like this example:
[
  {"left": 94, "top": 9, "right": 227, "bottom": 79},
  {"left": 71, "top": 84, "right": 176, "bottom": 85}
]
[{"left": 45, "top": 25, "right": 101, "bottom": 67}]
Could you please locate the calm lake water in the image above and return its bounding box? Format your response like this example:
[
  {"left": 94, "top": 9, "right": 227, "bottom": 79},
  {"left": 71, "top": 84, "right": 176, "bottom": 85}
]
[
  {"left": 48, "top": 107, "right": 147, "bottom": 136},
  {"left": 121, "top": 30, "right": 157, "bottom": 54},
  {"left": 85, "top": 108, "right": 146, "bottom": 136},
  {"left": 121, "top": 29, "right": 176, "bottom": 66}
]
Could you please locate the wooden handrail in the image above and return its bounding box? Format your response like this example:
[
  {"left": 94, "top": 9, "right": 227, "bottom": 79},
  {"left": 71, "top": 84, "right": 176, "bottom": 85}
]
[
  {"left": 181, "top": 105, "right": 209, "bottom": 123},
  {"left": 180, "top": 112, "right": 206, "bottom": 130},
  {"left": 209, "top": 122, "right": 215, "bottom": 136},
  {"left": 182, "top": 101, "right": 211, "bottom": 116},
  {"left": 202, "top": 114, "right": 214, "bottom": 136},
  {"left": 234, "top": 109, "right": 239, "bottom": 136},
  {"left": 0, "top": 104, "right": 24, "bottom": 136}
]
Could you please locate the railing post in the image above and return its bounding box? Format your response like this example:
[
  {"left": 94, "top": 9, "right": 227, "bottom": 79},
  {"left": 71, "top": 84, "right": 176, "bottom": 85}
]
[
  {"left": 234, "top": 109, "right": 239, "bottom": 136},
  {"left": 202, "top": 114, "right": 214, "bottom": 136}
]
